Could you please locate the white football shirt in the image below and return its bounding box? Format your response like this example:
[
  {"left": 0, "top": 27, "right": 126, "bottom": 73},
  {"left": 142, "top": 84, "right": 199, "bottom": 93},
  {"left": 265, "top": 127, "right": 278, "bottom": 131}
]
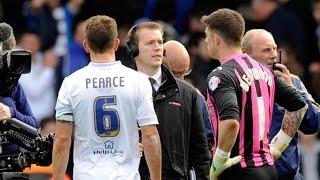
[{"left": 55, "top": 61, "right": 158, "bottom": 180}]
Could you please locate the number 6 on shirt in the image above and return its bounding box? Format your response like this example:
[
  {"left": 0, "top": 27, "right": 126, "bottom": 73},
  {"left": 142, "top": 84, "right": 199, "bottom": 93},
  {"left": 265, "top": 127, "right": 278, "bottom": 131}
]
[{"left": 94, "top": 96, "right": 120, "bottom": 137}]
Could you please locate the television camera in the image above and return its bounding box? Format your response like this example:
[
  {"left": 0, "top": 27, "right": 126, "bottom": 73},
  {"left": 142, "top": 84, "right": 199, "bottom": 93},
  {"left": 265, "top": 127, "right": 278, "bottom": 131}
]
[
  {"left": 0, "top": 49, "right": 31, "bottom": 97},
  {"left": 0, "top": 22, "right": 31, "bottom": 97},
  {"left": 0, "top": 118, "right": 54, "bottom": 180}
]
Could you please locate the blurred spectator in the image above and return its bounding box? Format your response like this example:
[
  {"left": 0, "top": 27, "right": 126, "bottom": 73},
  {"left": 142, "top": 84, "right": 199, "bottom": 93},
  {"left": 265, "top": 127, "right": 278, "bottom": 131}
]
[
  {"left": 0, "top": 1, "right": 3, "bottom": 20},
  {"left": 309, "top": 61, "right": 320, "bottom": 102},
  {"left": 278, "top": 42, "right": 305, "bottom": 78},
  {"left": 60, "top": 20, "right": 88, "bottom": 77},
  {"left": 56, "top": 20, "right": 88, "bottom": 92},
  {"left": 283, "top": 0, "right": 320, "bottom": 63},
  {"left": 300, "top": 132, "right": 320, "bottom": 180},
  {"left": 19, "top": 31, "right": 58, "bottom": 121},
  {"left": 118, "top": 24, "right": 130, "bottom": 46},
  {"left": 40, "top": 117, "right": 56, "bottom": 136},
  {"left": 0, "top": 0, "right": 26, "bottom": 35},
  {"left": 23, "top": 0, "right": 47, "bottom": 32},
  {"left": 251, "top": 0, "right": 309, "bottom": 69},
  {"left": 116, "top": 23, "right": 134, "bottom": 68},
  {"left": 180, "top": 11, "right": 205, "bottom": 45},
  {"left": 314, "top": 1, "right": 320, "bottom": 42},
  {"left": 312, "top": 0, "right": 320, "bottom": 56},
  {"left": 51, "top": 0, "right": 84, "bottom": 56},
  {"left": 38, "top": 0, "right": 62, "bottom": 52},
  {"left": 143, "top": 0, "right": 194, "bottom": 34},
  {"left": 186, "top": 32, "right": 219, "bottom": 97},
  {"left": 23, "top": 0, "right": 84, "bottom": 54},
  {"left": 187, "top": 12, "right": 205, "bottom": 33},
  {"left": 156, "top": 20, "right": 180, "bottom": 42},
  {"left": 78, "top": 0, "right": 141, "bottom": 25}
]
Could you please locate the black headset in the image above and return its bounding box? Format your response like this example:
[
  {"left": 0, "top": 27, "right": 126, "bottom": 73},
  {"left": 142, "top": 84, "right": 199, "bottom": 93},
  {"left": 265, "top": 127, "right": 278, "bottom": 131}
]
[{"left": 126, "top": 25, "right": 139, "bottom": 58}]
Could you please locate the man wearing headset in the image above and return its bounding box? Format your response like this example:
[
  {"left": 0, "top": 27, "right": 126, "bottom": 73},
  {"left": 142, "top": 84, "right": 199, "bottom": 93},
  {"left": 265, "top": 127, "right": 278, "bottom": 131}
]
[{"left": 126, "top": 21, "right": 210, "bottom": 180}]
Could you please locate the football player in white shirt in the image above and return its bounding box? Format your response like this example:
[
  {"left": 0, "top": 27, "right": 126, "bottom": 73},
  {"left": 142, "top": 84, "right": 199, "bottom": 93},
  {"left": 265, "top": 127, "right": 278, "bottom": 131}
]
[{"left": 52, "top": 15, "right": 162, "bottom": 180}]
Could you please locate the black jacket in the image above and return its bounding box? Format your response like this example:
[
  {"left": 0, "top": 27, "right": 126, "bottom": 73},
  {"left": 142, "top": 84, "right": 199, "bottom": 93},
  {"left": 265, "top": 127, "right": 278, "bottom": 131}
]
[{"left": 140, "top": 66, "right": 210, "bottom": 180}]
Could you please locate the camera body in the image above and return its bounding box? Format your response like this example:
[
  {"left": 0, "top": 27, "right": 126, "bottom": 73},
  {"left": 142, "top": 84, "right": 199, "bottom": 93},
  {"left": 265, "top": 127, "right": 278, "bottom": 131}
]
[
  {"left": 0, "top": 49, "right": 31, "bottom": 74},
  {"left": 0, "top": 49, "right": 31, "bottom": 97},
  {"left": 0, "top": 118, "right": 54, "bottom": 172}
]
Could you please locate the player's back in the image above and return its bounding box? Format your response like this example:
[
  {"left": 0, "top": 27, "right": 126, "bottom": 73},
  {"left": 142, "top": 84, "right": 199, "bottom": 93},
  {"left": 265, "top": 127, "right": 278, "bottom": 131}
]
[
  {"left": 207, "top": 53, "right": 275, "bottom": 168},
  {"left": 57, "top": 61, "right": 151, "bottom": 179}
]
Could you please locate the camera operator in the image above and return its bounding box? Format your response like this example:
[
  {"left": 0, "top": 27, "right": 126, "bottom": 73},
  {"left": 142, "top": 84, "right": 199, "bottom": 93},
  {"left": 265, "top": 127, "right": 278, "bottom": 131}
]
[{"left": 0, "top": 22, "right": 39, "bottom": 155}]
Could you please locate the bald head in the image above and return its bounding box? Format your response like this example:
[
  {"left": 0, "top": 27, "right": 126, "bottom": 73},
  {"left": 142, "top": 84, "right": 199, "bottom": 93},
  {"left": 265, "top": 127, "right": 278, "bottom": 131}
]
[
  {"left": 242, "top": 29, "right": 278, "bottom": 65},
  {"left": 163, "top": 40, "right": 190, "bottom": 79}
]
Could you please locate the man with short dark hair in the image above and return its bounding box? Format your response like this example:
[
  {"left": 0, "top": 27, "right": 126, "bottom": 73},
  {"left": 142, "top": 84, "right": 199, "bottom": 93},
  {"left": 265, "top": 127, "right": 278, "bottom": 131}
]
[
  {"left": 201, "top": 8, "right": 308, "bottom": 180},
  {"left": 53, "top": 15, "right": 162, "bottom": 180}
]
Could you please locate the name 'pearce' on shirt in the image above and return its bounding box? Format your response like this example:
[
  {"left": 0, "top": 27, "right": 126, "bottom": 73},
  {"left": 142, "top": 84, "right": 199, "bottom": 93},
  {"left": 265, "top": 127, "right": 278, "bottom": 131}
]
[{"left": 86, "top": 76, "right": 125, "bottom": 89}]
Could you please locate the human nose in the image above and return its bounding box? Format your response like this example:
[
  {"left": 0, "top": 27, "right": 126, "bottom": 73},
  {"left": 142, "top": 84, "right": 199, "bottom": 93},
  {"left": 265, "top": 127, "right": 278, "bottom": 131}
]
[
  {"left": 155, "top": 42, "right": 162, "bottom": 49},
  {"left": 271, "top": 49, "right": 278, "bottom": 63}
]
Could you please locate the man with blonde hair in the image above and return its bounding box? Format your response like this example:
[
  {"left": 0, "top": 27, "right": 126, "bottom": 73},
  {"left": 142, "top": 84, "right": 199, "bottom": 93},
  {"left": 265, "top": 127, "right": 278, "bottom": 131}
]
[{"left": 127, "top": 22, "right": 210, "bottom": 179}]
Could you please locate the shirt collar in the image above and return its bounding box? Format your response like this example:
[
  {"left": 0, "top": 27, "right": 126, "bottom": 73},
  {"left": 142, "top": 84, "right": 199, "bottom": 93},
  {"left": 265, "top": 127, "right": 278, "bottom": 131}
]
[
  {"left": 150, "top": 69, "right": 162, "bottom": 86},
  {"left": 223, "top": 53, "right": 246, "bottom": 63},
  {"left": 88, "top": 61, "right": 121, "bottom": 67},
  {"left": 137, "top": 69, "right": 162, "bottom": 86}
]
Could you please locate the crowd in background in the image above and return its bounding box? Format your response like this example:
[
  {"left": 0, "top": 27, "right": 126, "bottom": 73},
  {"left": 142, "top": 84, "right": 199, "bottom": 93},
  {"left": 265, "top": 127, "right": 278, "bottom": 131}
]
[{"left": 1, "top": 0, "right": 320, "bottom": 179}]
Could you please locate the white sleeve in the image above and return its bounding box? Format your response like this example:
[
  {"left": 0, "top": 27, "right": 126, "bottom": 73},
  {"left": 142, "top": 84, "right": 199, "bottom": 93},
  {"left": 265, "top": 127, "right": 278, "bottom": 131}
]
[
  {"left": 55, "top": 78, "right": 73, "bottom": 123},
  {"left": 136, "top": 76, "right": 158, "bottom": 127}
]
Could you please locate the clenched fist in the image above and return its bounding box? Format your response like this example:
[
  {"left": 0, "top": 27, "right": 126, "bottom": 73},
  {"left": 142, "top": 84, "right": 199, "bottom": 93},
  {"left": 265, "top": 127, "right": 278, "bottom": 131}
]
[{"left": 0, "top": 103, "right": 12, "bottom": 121}]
